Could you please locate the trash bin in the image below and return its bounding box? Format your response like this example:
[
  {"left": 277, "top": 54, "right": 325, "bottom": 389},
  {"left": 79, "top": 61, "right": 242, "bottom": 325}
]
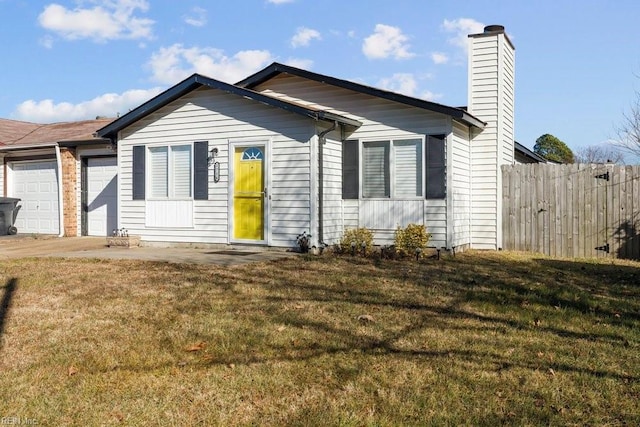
[{"left": 0, "top": 197, "right": 21, "bottom": 235}]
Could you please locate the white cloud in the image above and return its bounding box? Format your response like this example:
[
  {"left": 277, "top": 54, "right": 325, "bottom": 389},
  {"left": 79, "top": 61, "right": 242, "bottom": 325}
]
[
  {"left": 431, "top": 52, "right": 449, "bottom": 65},
  {"left": 290, "top": 27, "right": 321, "bottom": 48},
  {"left": 148, "top": 44, "right": 273, "bottom": 84},
  {"left": 284, "top": 57, "right": 313, "bottom": 70},
  {"left": 362, "top": 24, "right": 415, "bottom": 60},
  {"left": 12, "top": 87, "right": 164, "bottom": 123},
  {"left": 376, "top": 73, "right": 441, "bottom": 101},
  {"left": 267, "top": 0, "right": 294, "bottom": 4},
  {"left": 38, "top": 0, "right": 154, "bottom": 42},
  {"left": 39, "top": 35, "right": 54, "bottom": 49},
  {"left": 184, "top": 6, "right": 207, "bottom": 27},
  {"left": 442, "top": 18, "right": 485, "bottom": 53}
]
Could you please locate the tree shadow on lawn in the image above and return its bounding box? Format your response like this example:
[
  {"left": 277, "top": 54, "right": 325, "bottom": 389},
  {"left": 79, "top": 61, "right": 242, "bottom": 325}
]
[
  {"left": 177, "top": 255, "right": 637, "bottom": 381},
  {"left": 89, "top": 255, "right": 638, "bottom": 383},
  {"left": 0, "top": 278, "right": 17, "bottom": 349}
]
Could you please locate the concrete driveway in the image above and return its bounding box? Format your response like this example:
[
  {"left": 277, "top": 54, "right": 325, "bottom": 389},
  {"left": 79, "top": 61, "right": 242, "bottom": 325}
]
[{"left": 0, "top": 235, "right": 296, "bottom": 266}]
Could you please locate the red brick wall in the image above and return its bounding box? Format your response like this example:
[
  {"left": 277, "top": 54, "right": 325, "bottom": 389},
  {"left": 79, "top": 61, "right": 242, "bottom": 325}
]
[{"left": 60, "top": 148, "right": 78, "bottom": 236}]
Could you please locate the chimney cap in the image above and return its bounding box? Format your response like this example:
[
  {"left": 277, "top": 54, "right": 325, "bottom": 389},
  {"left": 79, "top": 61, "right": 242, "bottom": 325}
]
[{"left": 484, "top": 25, "right": 505, "bottom": 33}]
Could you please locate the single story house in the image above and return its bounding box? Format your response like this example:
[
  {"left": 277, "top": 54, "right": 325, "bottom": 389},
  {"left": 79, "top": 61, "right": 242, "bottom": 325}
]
[
  {"left": 94, "top": 24, "right": 514, "bottom": 250},
  {"left": 2, "top": 24, "right": 537, "bottom": 251}
]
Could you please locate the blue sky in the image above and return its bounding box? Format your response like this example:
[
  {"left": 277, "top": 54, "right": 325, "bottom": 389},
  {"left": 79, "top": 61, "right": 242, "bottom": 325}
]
[{"left": 1, "top": 0, "right": 640, "bottom": 161}]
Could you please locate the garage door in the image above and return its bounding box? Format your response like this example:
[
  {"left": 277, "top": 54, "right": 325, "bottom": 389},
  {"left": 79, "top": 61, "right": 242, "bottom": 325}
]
[
  {"left": 11, "top": 161, "right": 60, "bottom": 235},
  {"left": 86, "top": 157, "right": 117, "bottom": 236}
]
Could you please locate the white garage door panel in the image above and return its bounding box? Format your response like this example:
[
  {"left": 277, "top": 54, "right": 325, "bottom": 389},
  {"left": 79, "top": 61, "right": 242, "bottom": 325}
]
[
  {"left": 87, "top": 157, "right": 117, "bottom": 236},
  {"left": 11, "top": 161, "right": 60, "bottom": 235}
]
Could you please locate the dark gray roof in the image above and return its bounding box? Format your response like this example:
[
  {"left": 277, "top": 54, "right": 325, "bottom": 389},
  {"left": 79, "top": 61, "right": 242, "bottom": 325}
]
[
  {"left": 97, "top": 73, "right": 362, "bottom": 140},
  {"left": 515, "top": 141, "right": 548, "bottom": 163},
  {"left": 237, "top": 62, "right": 486, "bottom": 130}
]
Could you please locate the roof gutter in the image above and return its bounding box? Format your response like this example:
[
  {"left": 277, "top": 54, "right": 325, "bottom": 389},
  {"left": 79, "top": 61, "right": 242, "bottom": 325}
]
[{"left": 0, "top": 143, "right": 58, "bottom": 152}]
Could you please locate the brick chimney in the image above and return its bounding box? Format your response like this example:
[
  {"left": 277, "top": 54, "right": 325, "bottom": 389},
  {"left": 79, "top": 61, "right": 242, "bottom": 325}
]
[{"left": 468, "top": 25, "right": 515, "bottom": 250}]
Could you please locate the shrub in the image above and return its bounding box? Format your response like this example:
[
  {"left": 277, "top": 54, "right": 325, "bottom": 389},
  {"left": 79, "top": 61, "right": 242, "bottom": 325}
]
[
  {"left": 339, "top": 227, "right": 374, "bottom": 255},
  {"left": 394, "top": 223, "right": 430, "bottom": 257}
]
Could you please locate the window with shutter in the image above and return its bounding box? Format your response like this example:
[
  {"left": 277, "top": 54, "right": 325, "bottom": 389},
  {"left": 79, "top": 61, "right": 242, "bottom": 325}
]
[{"left": 361, "top": 138, "right": 424, "bottom": 198}]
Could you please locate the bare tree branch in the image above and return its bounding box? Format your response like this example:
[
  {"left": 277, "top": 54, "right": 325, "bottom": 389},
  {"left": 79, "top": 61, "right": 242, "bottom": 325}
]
[
  {"left": 614, "top": 90, "right": 640, "bottom": 157},
  {"left": 575, "top": 145, "right": 626, "bottom": 164}
]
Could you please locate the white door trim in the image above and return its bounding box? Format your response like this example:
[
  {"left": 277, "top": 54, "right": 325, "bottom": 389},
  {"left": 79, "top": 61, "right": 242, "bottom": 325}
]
[{"left": 227, "top": 139, "right": 271, "bottom": 245}]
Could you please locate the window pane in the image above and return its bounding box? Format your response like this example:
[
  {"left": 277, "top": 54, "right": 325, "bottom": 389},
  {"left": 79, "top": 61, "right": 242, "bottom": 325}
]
[
  {"left": 172, "top": 145, "right": 192, "bottom": 198},
  {"left": 149, "top": 147, "right": 168, "bottom": 198},
  {"left": 394, "top": 139, "right": 422, "bottom": 197},
  {"left": 363, "top": 141, "right": 390, "bottom": 198}
]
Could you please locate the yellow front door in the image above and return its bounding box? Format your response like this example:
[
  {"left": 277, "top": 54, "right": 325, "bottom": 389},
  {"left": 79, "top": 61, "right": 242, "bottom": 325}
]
[{"left": 233, "top": 146, "right": 264, "bottom": 240}]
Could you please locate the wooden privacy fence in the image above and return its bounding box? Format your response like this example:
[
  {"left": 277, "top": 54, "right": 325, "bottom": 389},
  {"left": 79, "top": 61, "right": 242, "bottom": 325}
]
[{"left": 502, "top": 163, "right": 640, "bottom": 260}]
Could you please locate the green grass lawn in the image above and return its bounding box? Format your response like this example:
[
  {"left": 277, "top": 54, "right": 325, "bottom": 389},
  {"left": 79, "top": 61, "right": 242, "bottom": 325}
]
[{"left": 0, "top": 251, "right": 638, "bottom": 425}]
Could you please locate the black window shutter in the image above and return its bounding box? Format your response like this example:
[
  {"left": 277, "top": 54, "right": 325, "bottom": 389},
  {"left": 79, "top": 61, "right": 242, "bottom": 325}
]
[
  {"left": 132, "top": 145, "right": 145, "bottom": 200},
  {"left": 426, "top": 135, "right": 446, "bottom": 199},
  {"left": 342, "top": 139, "right": 359, "bottom": 199},
  {"left": 194, "top": 141, "right": 209, "bottom": 200}
]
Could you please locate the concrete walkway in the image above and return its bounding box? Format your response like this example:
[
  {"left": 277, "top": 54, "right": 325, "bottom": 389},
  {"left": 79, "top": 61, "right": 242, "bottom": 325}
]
[{"left": 0, "top": 235, "right": 296, "bottom": 266}]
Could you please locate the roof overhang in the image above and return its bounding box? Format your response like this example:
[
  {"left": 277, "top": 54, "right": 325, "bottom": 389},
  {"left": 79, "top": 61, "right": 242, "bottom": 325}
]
[
  {"left": 0, "top": 143, "right": 57, "bottom": 152},
  {"left": 237, "top": 62, "right": 486, "bottom": 131},
  {"left": 57, "top": 137, "right": 112, "bottom": 148},
  {"left": 97, "top": 74, "right": 362, "bottom": 140}
]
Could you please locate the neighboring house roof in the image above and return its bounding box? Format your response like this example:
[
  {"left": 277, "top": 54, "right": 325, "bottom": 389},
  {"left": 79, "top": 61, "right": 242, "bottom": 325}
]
[
  {"left": 236, "top": 62, "right": 487, "bottom": 130},
  {"left": 514, "top": 141, "right": 549, "bottom": 163},
  {"left": 97, "top": 73, "right": 362, "bottom": 140},
  {"left": 0, "top": 118, "right": 114, "bottom": 151},
  {"left": 0, "top": 118, "right": 41, "bottom": 145}
]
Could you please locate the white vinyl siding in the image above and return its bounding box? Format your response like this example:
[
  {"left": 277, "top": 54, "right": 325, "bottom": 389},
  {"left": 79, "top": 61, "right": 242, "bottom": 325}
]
[
  {"left": 450, "top": 122, "right": 472, "bottom": 248},
  {"left": 320, "top": 135, "right": 344, "bottom": 245},
  {"left": 118, "top": 86, "right": 314, "bottom": 247},
  {"left": 251, "top": 74, "right": 454, "bottom": 247},
  {"left": 468, "top": 31, "right": 515, "bottom": 250}
]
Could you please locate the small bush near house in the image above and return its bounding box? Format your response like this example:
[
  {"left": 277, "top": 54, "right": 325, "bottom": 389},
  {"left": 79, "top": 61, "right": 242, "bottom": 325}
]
[
  {"left": 394, "top": 223, "right": 430, "bottom": 257},
  {"left": 338, "top": 227, "right": 374, "bottom": 255}
]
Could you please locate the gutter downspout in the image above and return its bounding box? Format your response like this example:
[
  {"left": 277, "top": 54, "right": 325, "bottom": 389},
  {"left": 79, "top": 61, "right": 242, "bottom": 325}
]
[
  {"left": 55, "top": 144, "right": 65, "bottom": 237},
  {"left": 317, "top": 121, "right": 338, "bottom": 247}
]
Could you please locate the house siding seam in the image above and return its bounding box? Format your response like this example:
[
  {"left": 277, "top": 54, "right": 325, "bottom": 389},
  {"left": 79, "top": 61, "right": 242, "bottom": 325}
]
[
  {"left": 60, "top": 147, "right": 78, "bottom": 237},
  {"left": 322, "top": 134, "right": 343, "bottom": 245},
  {"left": 118, "top": 86, "right": 314, "bottom": 248},
  {"left": 451, "top": 121, "right": 472, "bottom": 248},
  {"left": 253, "top": 74, "right": 451, "bottom": 246}
]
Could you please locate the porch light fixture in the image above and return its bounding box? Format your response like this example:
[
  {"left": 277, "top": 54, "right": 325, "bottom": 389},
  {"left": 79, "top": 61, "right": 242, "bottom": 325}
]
[
  {"left": 208, "top": 147, "right": 221, "bottom": 183},
  {"left": 207, "top": 147, "right": 218, "bottom": 166}
]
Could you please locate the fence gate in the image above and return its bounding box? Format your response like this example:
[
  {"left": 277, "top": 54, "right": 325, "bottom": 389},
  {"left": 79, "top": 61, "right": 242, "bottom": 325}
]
[{"left": 502, "top": 164, "right": 640, "bottom": 260}]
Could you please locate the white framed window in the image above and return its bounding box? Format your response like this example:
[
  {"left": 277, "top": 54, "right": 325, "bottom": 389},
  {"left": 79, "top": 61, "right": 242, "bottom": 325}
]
[
  {"left": 362, "top": 138, "right": 423, "bottom": 198},
  {"left": 148, "top": 144, "right": 192, "bottom": 199}
]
